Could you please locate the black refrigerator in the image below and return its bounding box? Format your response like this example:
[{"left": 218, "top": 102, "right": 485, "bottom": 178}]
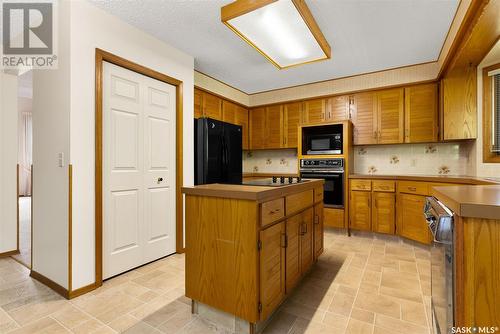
[{"left": 194, "top": 118, "right": 242, "bottom": 185}]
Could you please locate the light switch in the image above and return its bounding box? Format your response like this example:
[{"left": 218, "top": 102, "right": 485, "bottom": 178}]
[{"left": 58, "top": 152, "right": 65, "bottom": 167}]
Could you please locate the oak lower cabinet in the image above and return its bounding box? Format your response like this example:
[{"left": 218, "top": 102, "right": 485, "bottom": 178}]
[
  {"left": 285, "top": 213, "right": 301, "bottom": 292},
  {"left": 349, "top": 190, "right": 371, "bottom": 231},
  {"left": 299, "top": 208, "right": 314, "bottom": 275},
  {"left": 397, "top": 193, "right": 432, "bottom": 244},
  {"left": 372, "top": 192, "right": 396, "bottom": 234},
  {"left": 313, "top": 202, "right": 324, "bottom": 259},
  {"left": 259, "top": 222, "right": 286, "bottom": 320},
  {"left": 184, "top": 181, "right": 324, "bottom": 328}
]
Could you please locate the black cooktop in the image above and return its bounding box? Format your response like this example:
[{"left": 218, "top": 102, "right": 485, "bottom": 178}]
[{"left": 242, "top": 177, "right": 309, "bottom": 187}]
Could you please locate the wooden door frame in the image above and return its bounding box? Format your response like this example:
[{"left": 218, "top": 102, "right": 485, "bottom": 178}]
[{"left": 95, "top": 48, "right": 184, "bottom": 287}]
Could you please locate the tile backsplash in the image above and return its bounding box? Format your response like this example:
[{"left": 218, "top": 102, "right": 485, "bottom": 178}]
[
  {"left": 243, "top": 143, "right": 474, "bottom": 176},
  {"left": 243, "top": 149, "right": 298, "bottom": 174},
  {"left": 354, "top": 142, "right": 474, "bottom": 175}
]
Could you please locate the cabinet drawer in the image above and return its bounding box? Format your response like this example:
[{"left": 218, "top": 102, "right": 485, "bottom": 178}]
[
  {"left": 350, "top": 179, "right": 371, "bottom": 191},
  {"left": 398, "top": 181, "right": 429, "bottom": 196},
  {"left": 324, "top": 208, "right": 344, "bottom": 228},
  {"left": 372, "top": 180, "right": 395, "bottom": 192},
  {"left": 261, "top": 198, "right": 285, "bottom": 227},
  {"left": 286, "top": 190, "right": 313, "bottom": 216},
  {"left": 314, "top": 186, "right": 324, "bottom": 203}
]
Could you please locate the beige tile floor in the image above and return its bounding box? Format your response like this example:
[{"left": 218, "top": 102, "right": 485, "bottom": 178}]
[{"left": 0, "top": 229, "right": 432, "bottom": 334}]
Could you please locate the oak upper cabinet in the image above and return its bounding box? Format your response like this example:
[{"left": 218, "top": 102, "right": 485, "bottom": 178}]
[
  {"left": 441, "top": 65, "right": 477, "bottom": 140},
  {"left": 194, "top": 88, "right": 203, "bottom": 119},
  {"left": 350, "top": 92, "right": 377, "bottom": 145},
  {"left": 372, "top": 192, "right": 396, "bottom": 234},
  {"left": 327, "top": 96, "right": 350, "bottom": 121},
  {"left": 249, "top": 107, "right": 266, "bottom": 150},
  {"left": 313, "top": 202, "right": 324, "bottom": 260},
  {"left": 397, "top": 193, "right": 432, "bottom": 244},
  {"left": 302, "top": 99, "right": 327, "bottom": 124},
  {"left": 283, "top": 102, "right": 302, "bottom": 148},
  {"left": 404, "top": 83, "right": 438, "bottom": 143},
  {"left": 376, "top": 88, "right": 404, "bottom": 144},
  {"left": 266, "top": 105, "right": 283, "bottom": 149},
  {"left": 300, "top": 208, "right": 314, "bottom": 274},
  {"left": 349, "top": 189, "right": 371, "bottom": 231},
  {"left": 259, "top": 222, "right": 286, "bottom": 320},
  {"left": 202, "top": 92, "right": 222, "bottom": 120},
  {"left": 222, "top": 100, "right": 249, "bottom": 150},
  {"left": 285, "top": 214, "right": 301, "bottom": 292}
]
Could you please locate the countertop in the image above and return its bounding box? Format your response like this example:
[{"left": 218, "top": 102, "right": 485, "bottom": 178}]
[
  {"left": 349, "top": 174, "right": 500, "bottom": 185},
  {"left": 182, "top": 179, "right": 324, "bottom": 202},
  {"left": 431, "top": 185, "right": 500, "bottom": 220}
]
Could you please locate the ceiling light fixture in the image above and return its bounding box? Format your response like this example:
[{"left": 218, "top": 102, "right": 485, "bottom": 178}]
[{"left": 221, "top": 0, "right": 331, "bottom": 69}]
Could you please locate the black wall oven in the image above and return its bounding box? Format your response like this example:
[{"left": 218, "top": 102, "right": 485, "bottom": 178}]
[{"left": 300, "top": 158, "right": 344, "bottom": 208}]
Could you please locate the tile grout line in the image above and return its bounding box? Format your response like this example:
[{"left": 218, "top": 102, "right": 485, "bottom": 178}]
[{"left": 413, "top": 245, "right": 432, "bottom": 333}]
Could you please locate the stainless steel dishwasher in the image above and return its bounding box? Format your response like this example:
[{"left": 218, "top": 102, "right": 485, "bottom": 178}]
[{"left": 424, "top": 197, "right": 454, "bottom": 334}]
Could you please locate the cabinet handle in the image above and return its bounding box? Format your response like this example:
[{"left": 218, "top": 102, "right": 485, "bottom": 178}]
[
  {"left": 378, "top": 130, "right": 381, "bottom": 139},
  {"left": 269, "top": 209, "right": 281, "bottom": 215},
  {"left": 374, "top": 199, "right": 377, "bottom": 208},
  {"left": 408, "top": 187, "right": 417, "bottom": 192},
  {"left": 314, "top": 215, "right": 320, "bottom": 224},
  {"left": 373, "top": 131, "right": 377, "bottom": 139},
  {"left": 280, "top": 233, "right": 287, "bottom": 248}
]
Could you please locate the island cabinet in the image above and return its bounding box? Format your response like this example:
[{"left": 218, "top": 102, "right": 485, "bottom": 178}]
[{"left": 182, "top": 180, "right": 324, "bottom": 331}]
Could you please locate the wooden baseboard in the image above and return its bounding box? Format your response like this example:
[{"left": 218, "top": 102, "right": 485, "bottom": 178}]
[
  {"left": 0, "top": 249, "right": 20, "bottom": 258},
  {"left": 30, "top": 270, "right": 69, "bottom": 299},
  {"left": 68, "top": 282, "right": 98, "bottom": 299}
]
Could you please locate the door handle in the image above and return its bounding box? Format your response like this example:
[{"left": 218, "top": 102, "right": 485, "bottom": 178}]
[{"left": 157, "top": 177, "right": 163, "bottom": 184}]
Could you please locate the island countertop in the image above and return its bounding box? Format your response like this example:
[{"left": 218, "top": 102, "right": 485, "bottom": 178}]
[
  {"left": 182, "top": 179, "right": 324, "bottom": 202},
  {"left": 431, "top": 185, "right": 500, "bottom": 220}
]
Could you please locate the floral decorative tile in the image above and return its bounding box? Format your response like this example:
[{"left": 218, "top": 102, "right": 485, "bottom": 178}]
[
  {"left": 368, "top": 166, "right": 377, "bottom": 174},
  {"left": 390, "top": 156, "right": 399, "bottom": 164},
  {"left": 358, "top": 147, "right": 367, "bottom": 155},
  {"left": 425, "top": 145, "right": 437, "bottom": 154},
  {"left": 246, "top": 151, "right": 253, "bottom": 158},
  {"left": 253, "top": 166, "right": 259, "bottom": 172},
  {"left": 266, "top": 158, "right": 272, "bottom": 165},
  {"left": 438, "top": 166, "right": 450, "bottom": 175}
]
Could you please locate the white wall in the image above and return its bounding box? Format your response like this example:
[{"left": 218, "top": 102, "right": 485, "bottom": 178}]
[
  {"left": 69, "top": 0, "right": 194, "bottom": 290},
  {"left": 471, "top": 40, "right": 500, "bottom": 177},
  {"left": 31, "top": 0, "right": 71, "bottom": 288},
  {"left": 0, "top": 73, "right": 19, "bottom": 254}
]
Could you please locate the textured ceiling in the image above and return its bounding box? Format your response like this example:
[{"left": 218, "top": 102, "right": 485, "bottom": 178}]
[{"left": 89, "top": 0, "right": 459, "bottom": 94}]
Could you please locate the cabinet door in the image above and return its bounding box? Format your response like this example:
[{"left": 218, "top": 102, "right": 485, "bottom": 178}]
[
  {"left": 313, "top": 202, "right": 324, "bottom": 260},
  {"left": 302, "top": 99, "right": 326, "bottom": 124},
  {"left": 404, "top": 83, "right": 438, "bottom": 143},
  {"left": 372, "top": 192, "right": 395, "bottom": 234},
  {"left": 377, "top": 88, "right": 404, "bottom": 144},
  {"left": 350, "top": 92, "right": 377, "bottom": 145},
  {"left": 250, "top": 107, "right": 266, "bottom": 149},
  {"left": 194, "top": 88, "right": 203, "bottom": 119},
  {"left": 223, "top": 101, "right": 249, "bottom": 150},
  {"left": 265, "top": 105, "right": 283, "bottom": 149},
  {"left": 235, "top": 106, "right": 249, "bottom": 150},
  {"left": 202, "top": 92, "right": 222, "bottom": 120},
  {"left": 260, "top": 222, "right": 286, "bottom": 320},
  {"left": 286, "top": 214, "right": 301, "bottom": 292},
  {"left": 222, "top": 100, "right": 237, "bottom": 123},
  {"left": 283, "top": 102, "right": 301, "bottom": 148},
  {"left": 397, "top": 193, "right": 432, "bottom": 244},
  {"left": 300, "top": 208, "right": 314, "bottom": 275},
  {"left": 327, "top": 96, "right": 349, "bottom": 121},
  {"left": 349, "top": 190, "right": 371, "bottom": 231}
]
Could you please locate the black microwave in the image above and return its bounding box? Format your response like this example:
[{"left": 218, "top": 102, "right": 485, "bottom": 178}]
[{"left": 306, "top": 133, "right": 342, "bottom": 155}]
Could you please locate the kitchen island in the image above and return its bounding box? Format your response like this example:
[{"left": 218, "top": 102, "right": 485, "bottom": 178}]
[{"left": 182, "top": 179, "right": 324, "bottom": 333}]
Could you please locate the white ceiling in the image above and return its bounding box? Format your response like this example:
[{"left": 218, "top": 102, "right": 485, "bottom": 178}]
[{"left": 89, "top": 0, "right": 459, "bottom": 94}]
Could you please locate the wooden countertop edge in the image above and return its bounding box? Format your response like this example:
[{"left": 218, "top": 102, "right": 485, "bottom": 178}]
[
  {"left": 349, "top": 174, "right": 500, "bottom": 185},
  {"left": 182, "top": 179, "right": 324, "bottom": 202}
]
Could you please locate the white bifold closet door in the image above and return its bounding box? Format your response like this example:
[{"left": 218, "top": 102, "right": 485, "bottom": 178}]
[{"left": 103, "top": 61, "right": 176, "bottom": 279}]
